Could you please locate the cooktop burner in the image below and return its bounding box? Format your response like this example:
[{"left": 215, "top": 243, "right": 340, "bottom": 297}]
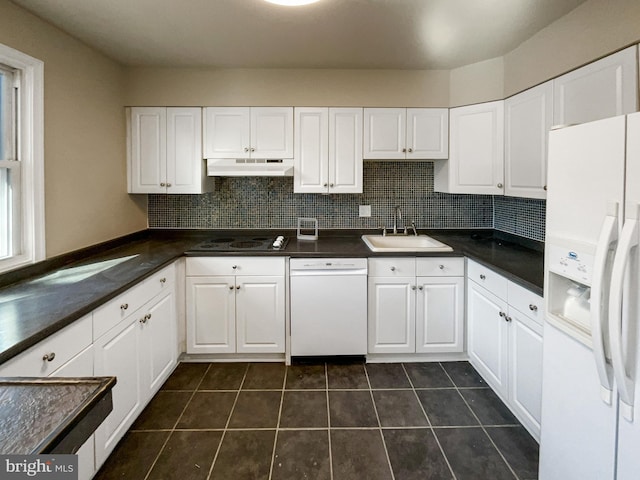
[{"left": 190, "top": 235, "right": 288, "bottom": 252}]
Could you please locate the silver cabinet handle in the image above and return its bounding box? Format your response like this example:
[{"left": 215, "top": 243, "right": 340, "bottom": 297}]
[
  {"left": 506, "top": 316, "right": 512, "bottom": 322},
  {"left": 390, "top": 266, "right": 396, "bottom": 272},
  {"left": 439, "top": 264, "right": 445, "bottom": 270},
  {"left": 497, "top": 183, "right": 503, "bottom": 188},
  {"left": 323, "top": 183, "right": 328, "bottom": 187},
  {"left": 42, "top": 352, "right": 56, "bottom": 362},
  {"left": 244, "top": 147, "right": 249, "bottom": 153},
  {"left": 160, "top": 277, "right": 166, "bottom": 284},
  {"left": 479, "top": 274, "right": 486, "bottom": 280},
  {"left": 402, "top": 148, "right": 407, "bottom": 153},
  {"left": 166, "top": 183, "right": 172, "bottom": 187},
  {"left": 411, "top": 285, "right": 417, "bottom": 290},
  {"left": 139, "top": 313, "right": 152, "bottom": 324},
  {"left": 408, "top": 148, "right": 413, "bottom": 153},
  {"left": 529, "top": 304, "right": 538, "bottom": 312},
  {"left": 330, "top": 183, "right": 334, "bottom": 188},
  {"left": 120, "top": 303, "right": 129, "bottom": 310},
  {"left": 236, "top": 285, "right": 241, "bottom": 290},
  {"left": 160, "top": 182, "right": 166, "bottom": 187},
  {"left": 418, "top": 285, "right": 424, "bottom": 291},
  {"left": 229, "top": 285, "right": 234, "bottom": 290},
  {"left": 499, "top": 311, "right": 506, "bottom": 318},
  {"left": 250, "top": 147, "right": 255, "bottom": 152},
  {"left": 544, "top": 185, "right": 548, "bottom": 191},
  {"left": 232, "top": 265, "right": 238, "bottom": 270}
]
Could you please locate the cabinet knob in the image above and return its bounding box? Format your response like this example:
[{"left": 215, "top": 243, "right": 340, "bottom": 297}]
[
  {"left": 120, "top": 303, "right": 129, "bottom": 310},
  {"left": 139, "top": 313, "right": 151, "bottom": 324},
  {"left": 250, "top": 147, "right": 255, "bottom": 152},
  {"left": 544, "top": 185, "right": 548, "bottom": 191},
  {"left": 160, "top": 277, "right": 166, "bottom": 284},
  {"left": 244, "top": 147, "right": 249, "bottom": 153},
  {"left": 229, "top": 285, "right": 234, "bottom": 290},
  {"left": 232, "top": 265, "right": 238, "bottom": 270},
  {"left": 330, "top": 183, "right": 334, "bottom": 188},
  {"left": 236, "top": 285, "right": 241, "bottom": 290},
  {"left": 529, "top": 304, "right": 538, "bottom": 312},
  {"left": 408, "top": 148, "right": 413, "bottom": 153},
  {"left": 479, "top": 274, "right": 486, "bottom": 280},
  {"left": 499, "top": 311, "right": 506, "bottom": 318},
  {"left": 402, "top": 148, "right": 407, "bottom": 153},
  {"left": 506, "top": 316, "right": 513, "bottom": 323},
  {"left": 439, "top": 264, "right": 444, "bottom": 270},
  {"left": 42, "top": 352, "right": 56, "bottom": 362},
  {"left": 166, "top": 183, "right": 172, "bottom": 187},
  {"left": 323, "top": 183, "right": 328, "bottom": 187},
  {"left": 497, "top": 183, "right": 503, "bottom": 188},
  {"left": 412, "top": 285, "right": 417, "bottom": 290},
  {"left": 418, "top": 285, "right": 423, "bottom": 291},
  {"left": 390, "top": 266, "right": 396, "bottom": 272}
]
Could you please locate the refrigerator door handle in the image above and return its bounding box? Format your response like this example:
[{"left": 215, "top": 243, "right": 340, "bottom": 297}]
[
  {"left": 609, "top": 207, "right": 639, "bottom": 421},
  {"left": 591, "top": 206, "right": 618, "bottom": 405}
]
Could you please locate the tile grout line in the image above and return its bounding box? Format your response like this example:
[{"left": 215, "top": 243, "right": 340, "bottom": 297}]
[
  {"left": 441, "top": 363, "right": 520, "bottom": 480},
  {"left": 142, "top": 363, "right": 213, "bottom": 480},
  {"left": 205, "top": 363, "right": 250, "bottom": 480},
  {"left": 267, "top": 364, "right": 288, "bottom": 480},
  {"left": 403, "top": 362, "right": 458, "bottom": 480},
  {"left": 363, "top": 364, "right": 396, "bottom": 480},
  {"left": 326, "top": 362, "right": 334, "bottom": 480}
]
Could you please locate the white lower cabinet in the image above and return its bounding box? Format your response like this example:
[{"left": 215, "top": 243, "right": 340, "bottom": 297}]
[
  {"left": 467, "top": 259, "right": 544, "bottom": 440},
  {"left": 368, "top": 257, "right": 465, "bottom": 355},
  {"left": 186, "top": 257, "right": 286, "bottom": 354}
]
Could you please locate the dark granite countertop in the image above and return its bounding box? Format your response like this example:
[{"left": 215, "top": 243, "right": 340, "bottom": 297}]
[
  {"left": 0, "top": 376, "right": 115, "bottom": 454},
  {"left": 0, "top": 228, "right": 543, "bottom": 366}
]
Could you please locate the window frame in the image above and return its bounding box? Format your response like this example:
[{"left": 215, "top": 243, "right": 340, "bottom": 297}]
[{"left": 0, "top": 43, "right": 44, "bottom": 273}]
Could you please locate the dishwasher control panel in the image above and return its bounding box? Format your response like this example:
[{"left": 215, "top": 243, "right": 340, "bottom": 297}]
[{"left": 289, "top": 258, "right": 368, "bottom": 273}]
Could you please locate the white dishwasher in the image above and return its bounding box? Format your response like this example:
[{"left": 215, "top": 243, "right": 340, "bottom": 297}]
[{"left": 290, "top": 258, "right": 368, "bottom": 356}]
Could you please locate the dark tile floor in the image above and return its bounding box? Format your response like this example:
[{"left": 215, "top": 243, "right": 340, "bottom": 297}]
[{"left": 95, "top": 361, "right": 539, "bottom": 480}]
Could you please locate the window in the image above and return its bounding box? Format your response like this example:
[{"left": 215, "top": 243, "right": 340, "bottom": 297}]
[{"left": 0, "top": 43, "right": 44, "bottom": 273}]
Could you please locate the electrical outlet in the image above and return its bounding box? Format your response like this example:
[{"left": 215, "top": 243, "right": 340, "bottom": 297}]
[{"left": 359, "top": 205, "right": 371, "bottom": 217}]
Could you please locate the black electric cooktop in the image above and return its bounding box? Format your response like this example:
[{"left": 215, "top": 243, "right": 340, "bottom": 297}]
[{"left": 189, "top": 235, "right": 288, "bottom": 252}]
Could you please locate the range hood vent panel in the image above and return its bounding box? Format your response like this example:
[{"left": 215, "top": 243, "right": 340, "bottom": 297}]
[{"left": 206, "top": 158, "right": 294, "bottom": 177}]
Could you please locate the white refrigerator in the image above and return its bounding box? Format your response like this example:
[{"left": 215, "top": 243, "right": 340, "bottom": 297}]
[{"left": 539, "top": 113, "right": 640, "bottom": 479}]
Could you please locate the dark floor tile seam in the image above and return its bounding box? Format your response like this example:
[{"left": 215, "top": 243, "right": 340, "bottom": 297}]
[
  {"left": 267, "top": 370, "right": 288, "bottom": 480},
  {"left": 413, "top": 386, "right": 490, "bottom": 391},
  {"left": 439, "top": 364, "right": 520, "bottom": 480},
  {"left": 142, "top": 362, "right": 214, "bottom": 480},
  {"left": 323, "top": 363, "right": 334, "bottom": 480},
  {"left": 401, "top": 362, "right": 457, "bottom": 479},
  {"left": 205, "top": 364, "right": 251, "bottom": 480},
  {"left": 363, "top": 363, "right": 399, "bottom": 480}
]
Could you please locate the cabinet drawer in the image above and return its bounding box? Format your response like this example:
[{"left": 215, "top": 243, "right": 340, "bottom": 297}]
[
  {"left": 508, "top": 281, "right": 545, "bottom": 326},
  {"left": 467, "top": 260, "right": 508, "bottom": 300},
  {"left": 417, "top": 257, "right": 464, "bottom": 277},
  {"left": 186, "top": 257, "right": 285, "bottom": 276},
  {"left": 93, "top": 263, "right": 175, "bottom": 340},
  {"left": 368, "top": 258, "right": 415, "bottom": 277},
  {"left": 0, "top": 314, "right": 93, "bottom": 377}
]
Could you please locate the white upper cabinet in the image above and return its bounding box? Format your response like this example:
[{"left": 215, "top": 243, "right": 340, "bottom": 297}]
[
  {"left": 435, "top": 100, "right": 504, "bottom": 195},
  {"left": 364, "top": 108, "right": 448, "bottom": 160},
  {"left": 128, "top": 107, "right": 210, "bottom": 194},
  {"left": 553, "top": 45, "right": 638, "bottom": 126},
  {"left": 504, "top": 81, "right": 553, "bottom": 199},
  {"left": 294, "top": 107, "right": 362, "bottom": 194},
  {"left": 204, "top": 107, "right": 293, "bottom": 159}
]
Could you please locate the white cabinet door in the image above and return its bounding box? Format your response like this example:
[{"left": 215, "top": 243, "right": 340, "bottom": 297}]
[
  {"left": 329, "top": 107, "right": 363, "bottom": 193},
  {"left": 437, "top": 101, "right": 504, "bottom": 195},
  {"left": 94, "top": 318, "right": 142, "bottom": 467},
  {"left": 186, "top": 276, "right": 236, "bottom": 354},
  {"left": 364, "top": 108, "right": 406, "bottom": 159},
  {"left": 504, "top": 81, "right": 553, "bottom": 199},
  {"left": 236, "top": 276, "right": 285, "bottom": 353},
  {"left": 467, "top": 280, "right": 509, "bottom": 397},
  {"left": 166, "top": 107, "right": 204, "bottom": 194},
  {"left": 203, "top": 107, "right": 251, "bottom": 158},
  {"left": 128, "top": 107, "right": 166, "bottom": 194},
  {"left": 251, "top": 107, "right": 294, "bottom": 159},
  {"left": 368, "top": 277, "right": 416, "bottom": 353},
  {"left": 406, "top": 108, "right": 449, "bottom": 159},
  {"left": 415, "top": 277, "right": 464, "bottom": 353},
  {"left": 509, "top": 308, "right": 543, "bottom": 439},
  {"left": 142, "top": 290, "right": 177, "bottom": 395},
  {"left": 294, "top": 107, "right": 329, "bottom": 193},
  {"left": 553, "top": 45, "right": 638, "bottom": 126}
]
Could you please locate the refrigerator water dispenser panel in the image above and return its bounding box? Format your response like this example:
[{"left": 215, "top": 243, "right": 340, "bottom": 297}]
[{"left": 547, "top": 244, "right": 594, "bottom": 285}]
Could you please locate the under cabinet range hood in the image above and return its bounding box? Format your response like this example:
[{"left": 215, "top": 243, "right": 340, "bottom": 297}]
[{"left": 206, "top": 158, "right": 294, "bottom": 177}]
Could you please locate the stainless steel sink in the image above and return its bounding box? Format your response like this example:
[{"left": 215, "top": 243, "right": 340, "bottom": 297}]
[{"left": 361, "top": 234, "right": 453, "bottom": 252}]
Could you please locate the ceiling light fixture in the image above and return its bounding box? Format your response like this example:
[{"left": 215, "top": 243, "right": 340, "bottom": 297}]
[{"left": 264, "top": 0, "right": 321, "bottom": 6}]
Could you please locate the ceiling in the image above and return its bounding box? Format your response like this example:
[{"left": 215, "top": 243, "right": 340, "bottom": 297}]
[{"left": 11, "top": 0, "right": 587, "bottom": 69}]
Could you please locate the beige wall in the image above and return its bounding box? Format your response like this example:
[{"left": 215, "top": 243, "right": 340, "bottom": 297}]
[
  {"left": 449, "top": 57, "right": 504, "bottom": 107},
  {"left": 504, "top": 0, "right": 640, "bottom": 96},
  {"left": 125, "top": 68, "right": 450, "bottom": 107},
  {"left": 0, "top": 1, "right": 147, "bottom": 257}
]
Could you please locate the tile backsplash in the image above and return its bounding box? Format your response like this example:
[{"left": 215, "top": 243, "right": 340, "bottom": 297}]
[{"left": 149, "top": 162, "right": 545, "bottom": 242}]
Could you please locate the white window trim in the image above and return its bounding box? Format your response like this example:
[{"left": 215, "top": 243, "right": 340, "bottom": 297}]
[{"left": 0, "top": 43, "right": 44, "bottom": 273}]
